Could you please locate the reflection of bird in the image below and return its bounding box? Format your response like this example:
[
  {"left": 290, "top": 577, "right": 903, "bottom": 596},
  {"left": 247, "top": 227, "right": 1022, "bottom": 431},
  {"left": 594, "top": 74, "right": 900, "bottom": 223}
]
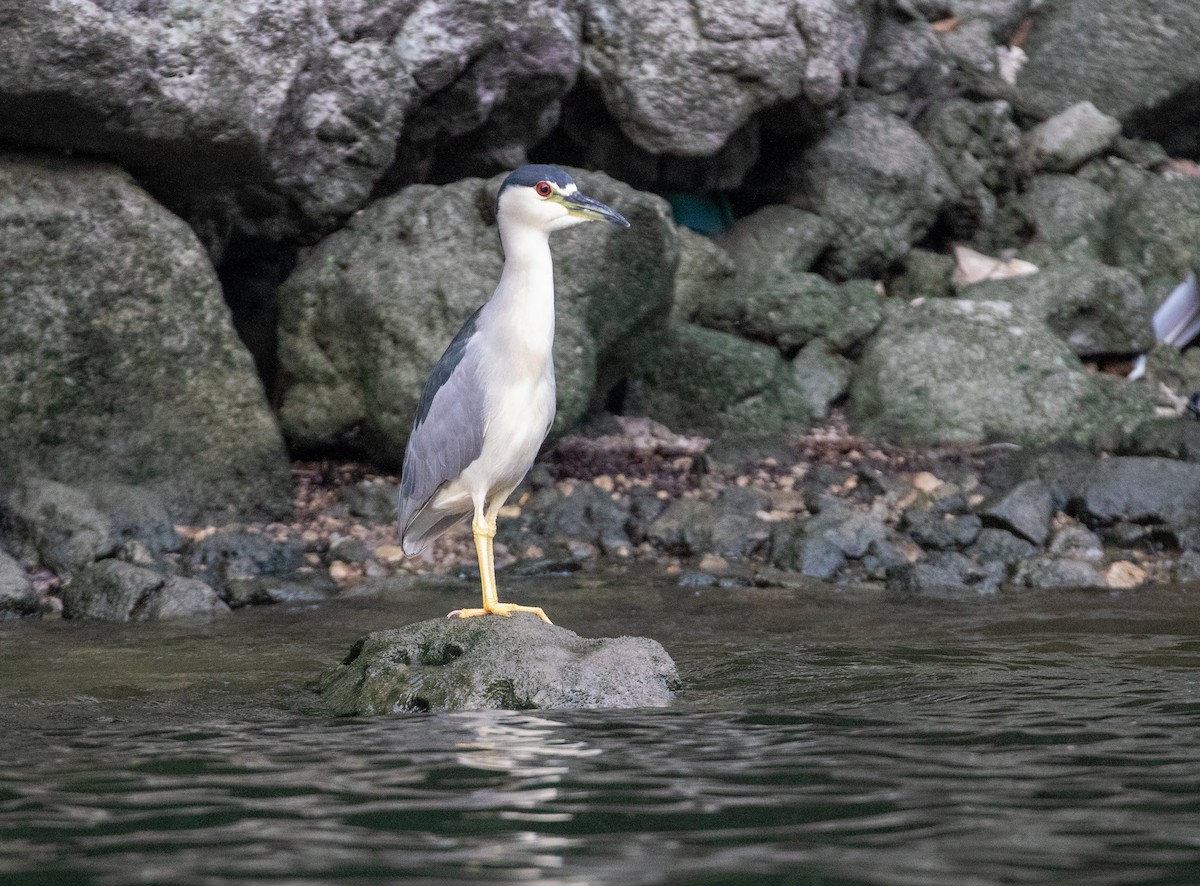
[{"left": 397, "top": 165, "right": 629, "bottom": 624}]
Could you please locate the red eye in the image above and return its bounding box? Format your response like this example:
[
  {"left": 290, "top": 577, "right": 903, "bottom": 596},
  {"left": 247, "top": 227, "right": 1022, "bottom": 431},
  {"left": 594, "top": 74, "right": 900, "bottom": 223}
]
[{"left": 535, "top": 181, "right": 552, "bottom": 197}]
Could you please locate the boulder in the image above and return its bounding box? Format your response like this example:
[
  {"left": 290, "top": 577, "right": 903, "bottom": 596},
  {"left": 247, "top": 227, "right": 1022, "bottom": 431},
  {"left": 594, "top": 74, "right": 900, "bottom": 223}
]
[
  {"left": 580, "top": 0, "right": 869, "bottom": 157},
  {"left": 1122, "top": 419, "right": 1200, "bottom": 464},
  {"left": 886, "top": 552, "right": 1004, "bottom": 597},
  {"left": 0, "top": 550, "right": 38, "bottom": 618},
  {"left": 646, "top": 498, "right": 716, "bottom": 557},
  {"left": 0, "top": 0, "right": 588, "bottom": 248},
  {"left": 716, "top": 205, "right": 835, "bottom": 288},
  {"left": 1016, "top": 0, "right": 1200, "bottom": 156},
  {"left": 277, "top": 170, "right": 677, "bottom": 465},
  {"left": 1017, "top": 174, "right": 1113, "bottom": 254},
  {"left": 536, "top": 483, "right": 633, "bottom": 557},
  {"left": 0, "top": 153, "right": 292, "bottom": 522},
  {"left": 692, "top": 271, "right": 882, "bottom": 355},
  {"left": 858, "top": 17, "right": 946, "bottom": 97},
  {"left": 962, "top": 260, "right": 1155, "bottom": 358},
  {"left": 1106, "top": 175, "right": 1200, "bottom": 287},
  {"left": 791, "top": 340, "right": 851, "bottom": 420},
  {"left": 981, "top": 479, "right": 1055, "bottom": 546},
  {"left": 917, "top": 98, "right": 1021, "bottom": 236},
  {"left": 186, "top": 529, "right": 308, "bottom": 598},
  {"left": 890, "top": 249, "right": 956, "bottom": 301},
  {"left": 671, "top": 228, "right": 736, "bottom": 323},
  {"left": 966, "top": 527, "right": 1037, "bottom": 567},
  {"left": 791, "top": 104, "right": 957, "bottom": 279},
  {"left": 1013, "top": 555, "right": 1104, "bottom": 590},
  {"left": 0, "top": 0, "right": 405, "bottom": 247},
  {"left": 0, "top": 479, "right": 116, "bottom": 576},
  {"left": 317, "top": 615, "right": 681, "bottom": 714},
  {"left": 625, "top": 323, "right": 811, "bottom": 440},
  {"left": 1019, "top": 102, "right": 1122, "bottom": 174},
  {"left": 62, "top": 560, "right": 229, "bottom": 621},
  {"left": 1080, "top": 457, "right": 1200, "bottom": 527},
  {"left": 849, "top": 298, "right": 1152, "bottom": 446},
  {"left": 387, "top": 0, "right": 584, "bottom": 182}
]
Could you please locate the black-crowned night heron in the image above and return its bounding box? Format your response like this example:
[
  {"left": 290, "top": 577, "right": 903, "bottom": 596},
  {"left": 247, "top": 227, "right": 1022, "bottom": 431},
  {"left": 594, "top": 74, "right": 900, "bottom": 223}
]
[{"left": 397, "top": 165, "right": 629, "bottom": 624}]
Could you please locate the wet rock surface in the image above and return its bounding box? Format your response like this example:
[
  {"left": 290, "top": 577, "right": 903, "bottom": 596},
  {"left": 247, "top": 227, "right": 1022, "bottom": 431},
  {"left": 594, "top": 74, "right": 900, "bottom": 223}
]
[
  {"left": 317, "top": 615, "right": 681, "bottom": 714},
  {"left": 62, "top": 560, "right": 229, "bottom": 621}
]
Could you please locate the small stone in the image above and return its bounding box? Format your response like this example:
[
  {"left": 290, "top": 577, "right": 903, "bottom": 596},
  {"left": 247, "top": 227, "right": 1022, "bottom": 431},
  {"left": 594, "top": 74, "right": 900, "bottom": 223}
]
[
  {"left": 374, "top": 544, "right": 406, "bottom": 565},
  {"left": 698, "top": 553, "right": 728, "bottom": 572},
  {"left": 1020, "top": 101, "right": 1121, "bottom": 173},
  {"left": 592, "top": 475, "right": 615, "bottom": 493},
  {"left": 912, "top": 472, "right": 943, "bottom": 493},
  {"left": 329, "top": 561, "right": 354, "bottom": 582},
  {"left": 1104, "top": 561, "right": 1146, "bottom": 589}
]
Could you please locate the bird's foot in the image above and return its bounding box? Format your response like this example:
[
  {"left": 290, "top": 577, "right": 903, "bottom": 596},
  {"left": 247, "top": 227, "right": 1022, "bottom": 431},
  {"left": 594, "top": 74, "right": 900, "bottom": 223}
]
[{"left": 447, "top": 602, "right": 552, "bottom": 624}]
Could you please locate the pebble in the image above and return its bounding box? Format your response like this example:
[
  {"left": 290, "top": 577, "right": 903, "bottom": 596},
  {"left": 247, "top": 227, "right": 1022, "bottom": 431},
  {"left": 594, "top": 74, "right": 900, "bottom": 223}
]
[
  {"left": 374, "top": 544, "right": 405, "bottom": 565},
  {"left": 1104, "top": 561, "right": 1146, "bottom": 589}
]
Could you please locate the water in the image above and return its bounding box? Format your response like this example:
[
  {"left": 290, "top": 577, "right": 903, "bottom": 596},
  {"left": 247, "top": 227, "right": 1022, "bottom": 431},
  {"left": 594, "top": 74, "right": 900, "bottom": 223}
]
[{"left": 2, "top": 572, "right": 1200, "bottom": 885}]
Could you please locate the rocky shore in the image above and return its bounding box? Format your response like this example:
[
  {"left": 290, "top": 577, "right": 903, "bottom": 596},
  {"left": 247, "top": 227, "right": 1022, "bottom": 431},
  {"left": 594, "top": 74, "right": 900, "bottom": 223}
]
[{"left": 3, "top": 0, "right": 1200, "bottom": 625}]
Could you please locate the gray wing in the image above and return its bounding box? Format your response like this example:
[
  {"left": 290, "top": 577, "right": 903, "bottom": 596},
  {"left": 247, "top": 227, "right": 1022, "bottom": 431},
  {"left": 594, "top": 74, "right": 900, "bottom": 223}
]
[{"left": 397, "top": 307, "right": 487, "bottom": 555}]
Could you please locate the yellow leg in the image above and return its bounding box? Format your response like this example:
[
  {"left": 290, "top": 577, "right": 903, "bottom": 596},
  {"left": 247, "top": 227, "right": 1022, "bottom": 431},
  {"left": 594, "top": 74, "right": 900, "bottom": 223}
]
[{"left": 449, "top": 515, "right": 552, "bottom": 624}]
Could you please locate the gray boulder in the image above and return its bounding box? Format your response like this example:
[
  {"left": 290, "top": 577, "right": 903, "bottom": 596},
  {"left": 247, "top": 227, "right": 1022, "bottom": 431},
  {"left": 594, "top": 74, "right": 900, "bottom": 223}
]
[
  {"left": 186, "top": 529, "right": 308, "bottom": 598},
  {"left": 0, "top": 479, "right": 116, "bottom": 575},
  {"left": 886, "top": 552, "right": 1004, "bottom": 597},
  {"left": 386, "top": 0, "right": 583, "bottom": 181},
  {"left": 1081, "top": 457, "right": 1200, "bottom": 527},
  {"left": 791, "top": 104, "right": 957, "bottom": 278},
  {"left": 859, "top": 17, "right": 946, "bottom": 97},
  {"left": 1123, "top": 418, "right": 1200, "bottom": 464},
  {"left": 537, "top": 483, "right": 633, "bottom": 557},
  {"left": 0, "top": 0, "right": 587, "bottom": 249},
  {"left": 692, "top": 273, "right": 883, "bottom": 355},
  {"left": 962, "top": 260, "right": 1156, "bottom": 358},
  {"left": 317, "top": 615, "right": 680, "bottom": 714},
  {"left": 891, "top": 249, "right": 956, "bottom": 301},
  {"left": 849, "top": 298, "right": 1152, "bottom": 446},
  {"left": 1106, "top": 175, "right": 1200, "bottom": 287},
  {"left": 1013, "top": 555, "right": 1105, "bottom": 590},
  {"left": 1019, "top": 102, "right": 1122, "bottom": 174},
  {"left": 626, "top": 323, "right": 811, "bottom": 440},
  {"left": 1018, "top": 174, "right": 1113, "bottom": 254},
  {"left": 580, "top": 0, "right": 869, "bottom": 157},
  {"left": 672, "top": 228, "right": 736, "bottom": 323},
  {"left": 981, "top": 479, "right": 1055, "bottom": 546},
  {"left": 0, "top": 550, "right": 38, "bottom": 618},
  {"left": 1016, "top": 0, "right": 1200, "bottom": 156},
  {"left": 646, "top": 498, "right": 716, "bottom": 558},
  {"left": 62, "top": 560, "right": 229, "bottom": 621},
  {"left": 967, "top": 527, "right": 1037, "bottom": 567},
  {"left": 917, "top": 98, "right": 1021, "bottom": 236},
  {"left": 791, "top": 340, "right": 851, "bottom": 420},
  {"left": 716, "top": 206, "right": 834, "bottom": 288},
  {"left": 0, "top": 0, "right": 405, "bottom": 248},
  {"left": 0, "top": 153, "right": 292, "bottom": 522},
  {"left": 277, "top": 170, "right": 677, "bottom": 465}
]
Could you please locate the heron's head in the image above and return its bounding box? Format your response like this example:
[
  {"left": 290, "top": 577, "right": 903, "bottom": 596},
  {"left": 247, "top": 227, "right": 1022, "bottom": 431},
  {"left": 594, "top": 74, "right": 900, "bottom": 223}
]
[{"left": 496, "top": 164, "right": 629, "bottom": 233}]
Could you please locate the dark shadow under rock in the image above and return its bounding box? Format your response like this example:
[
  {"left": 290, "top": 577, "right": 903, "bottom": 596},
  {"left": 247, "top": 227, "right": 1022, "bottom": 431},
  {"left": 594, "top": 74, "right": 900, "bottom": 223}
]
[{"left": 316, "top": 615, "right": 681, "bottom": 715}]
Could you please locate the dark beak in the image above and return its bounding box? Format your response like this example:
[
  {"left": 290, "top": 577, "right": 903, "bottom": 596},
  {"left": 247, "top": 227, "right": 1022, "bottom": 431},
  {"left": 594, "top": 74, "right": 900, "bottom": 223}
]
[{"left": 562, "top": 191, "right": 630, "bottom": 227}]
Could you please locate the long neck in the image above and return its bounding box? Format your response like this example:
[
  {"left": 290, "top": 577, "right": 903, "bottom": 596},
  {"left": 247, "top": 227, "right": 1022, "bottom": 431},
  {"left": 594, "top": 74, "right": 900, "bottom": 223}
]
[{"left": 491, "top": 221, "right": 556, "bottom": 355}]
